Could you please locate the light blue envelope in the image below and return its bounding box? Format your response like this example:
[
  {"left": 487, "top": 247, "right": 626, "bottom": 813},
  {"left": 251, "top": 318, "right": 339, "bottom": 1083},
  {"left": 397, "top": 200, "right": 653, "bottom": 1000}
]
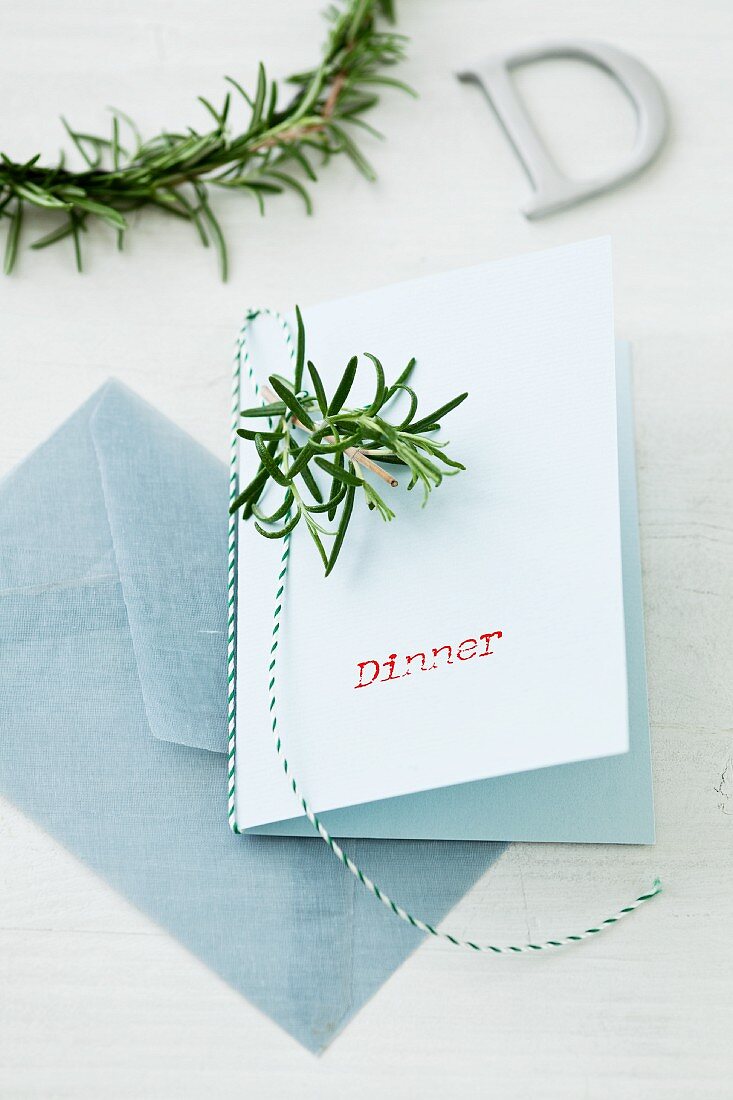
[
  {"left": 245, "top": 342, "right": 655, "bottom": 842},
  {"left": 0, "top": 383, "right": 505, "bottom": 1053}
]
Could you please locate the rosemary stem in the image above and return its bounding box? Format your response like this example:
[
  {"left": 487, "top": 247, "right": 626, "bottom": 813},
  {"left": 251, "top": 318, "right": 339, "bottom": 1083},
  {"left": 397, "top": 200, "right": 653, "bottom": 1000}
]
[{"left": 261, "top": 384, "right": 398, "bottom": 487}]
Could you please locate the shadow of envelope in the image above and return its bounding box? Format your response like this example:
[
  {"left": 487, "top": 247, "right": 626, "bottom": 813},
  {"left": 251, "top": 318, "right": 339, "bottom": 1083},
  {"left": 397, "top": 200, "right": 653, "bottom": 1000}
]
[{"left": 0, "top": 381, "right": 505, "bottom": 1053}]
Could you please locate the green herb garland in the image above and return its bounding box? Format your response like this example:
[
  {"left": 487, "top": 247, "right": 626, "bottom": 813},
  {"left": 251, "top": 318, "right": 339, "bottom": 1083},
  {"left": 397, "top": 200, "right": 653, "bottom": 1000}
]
[
  {"left": 231, "top": 307, "right": 468, "bottom": 574},
  {"left": 0, "top": 0, "right": 411, "bottom": 277}
]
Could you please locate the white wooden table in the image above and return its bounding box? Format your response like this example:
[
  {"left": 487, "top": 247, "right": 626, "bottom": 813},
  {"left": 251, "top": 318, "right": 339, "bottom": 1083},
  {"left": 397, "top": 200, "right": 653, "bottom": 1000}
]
[{"left": 1, "top": 2, "right": 731, "bottom": 1095}]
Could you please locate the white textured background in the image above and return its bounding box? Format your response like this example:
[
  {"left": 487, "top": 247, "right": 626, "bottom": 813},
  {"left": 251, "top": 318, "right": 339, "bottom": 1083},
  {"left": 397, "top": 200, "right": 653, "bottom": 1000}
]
[{"left": 1, "top": 1, "right": 732, "bottom": 1096}]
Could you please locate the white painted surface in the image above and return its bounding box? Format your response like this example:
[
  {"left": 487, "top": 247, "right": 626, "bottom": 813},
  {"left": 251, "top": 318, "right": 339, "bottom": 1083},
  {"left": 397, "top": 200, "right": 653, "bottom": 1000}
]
[{"left": 0, "top": 1, "right": 731, "bottom": 1095}]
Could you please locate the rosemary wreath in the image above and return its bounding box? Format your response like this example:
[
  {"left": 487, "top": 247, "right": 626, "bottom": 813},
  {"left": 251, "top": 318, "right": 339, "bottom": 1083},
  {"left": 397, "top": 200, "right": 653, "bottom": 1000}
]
[
  {"left": 0, "top": 0, "right": 411, "bottom": 277},
  {"left": 231, "top": 309, "right": 468, "bottom": 575}
]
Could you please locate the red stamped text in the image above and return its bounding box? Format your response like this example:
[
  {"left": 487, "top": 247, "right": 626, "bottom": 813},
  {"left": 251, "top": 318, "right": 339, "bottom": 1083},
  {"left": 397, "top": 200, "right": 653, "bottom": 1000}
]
[{"left": 354, "top": 630, "right": 503, "bottom": 689}]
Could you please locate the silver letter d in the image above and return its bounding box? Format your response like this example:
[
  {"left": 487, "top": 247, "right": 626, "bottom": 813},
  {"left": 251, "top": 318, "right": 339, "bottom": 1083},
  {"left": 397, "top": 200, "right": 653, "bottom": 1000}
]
[{"left": 458, "top": 40, "right": 668, "bottom": 218}]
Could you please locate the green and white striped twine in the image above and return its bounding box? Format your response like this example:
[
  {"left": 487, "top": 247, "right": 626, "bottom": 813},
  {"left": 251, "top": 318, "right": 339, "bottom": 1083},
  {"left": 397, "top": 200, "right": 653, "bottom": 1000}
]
[{"left": 227, "top": 307, "right": 662, "bottom": 954}]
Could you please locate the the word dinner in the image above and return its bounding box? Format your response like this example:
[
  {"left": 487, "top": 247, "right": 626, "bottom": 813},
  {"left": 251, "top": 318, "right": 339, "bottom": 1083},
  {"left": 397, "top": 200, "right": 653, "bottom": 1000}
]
[{"left": 354, "top": 630, "right": 503, "bottom": 689}]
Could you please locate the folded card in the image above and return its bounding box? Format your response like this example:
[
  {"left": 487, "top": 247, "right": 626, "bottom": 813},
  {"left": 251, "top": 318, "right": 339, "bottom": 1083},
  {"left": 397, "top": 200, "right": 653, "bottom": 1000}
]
[
  {"left": 244, "top": 341, "right": 654, "bottom": 842},
  {"left": 234, "top": 239, "right": 642, "bottom": 834}
]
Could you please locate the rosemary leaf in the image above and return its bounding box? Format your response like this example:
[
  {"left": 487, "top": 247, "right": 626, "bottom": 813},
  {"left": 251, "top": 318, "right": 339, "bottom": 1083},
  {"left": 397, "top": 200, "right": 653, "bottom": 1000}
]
[
  {"left": 363, "top": 352, "right": 386, "bottom": 414},
  {"left": 408, "top": 392, "right": 468, "bottom": 433},
  {"left": 325, "top": 485, "right": 356, "bottom": 575},
  {"left": 305, "top": 482, "right": 347, "bottom": 513},
  {"left": 327, "top": 355, "right": 358, "bottom": 415},
  {"left": 3, "top": 199, "right": 23, "bottom": 275},
  {"left": 268, "top": 375, "right": 316, "bottom": 430},
  {"left": 240, "top": 401, "right": 287, "bottom": 418},
  {"left": 293, "top": 305, "right": 306, "bottom": 391},
  {"left": 255, "top": 508, "right": 302, "bottom": 539},
  {"left": 255, "top": 433, "right": 290, "bottom": 487},
  {"left": 229, "top": 464, "right": 268, "bottom": 513},
  {"left": 297, "top": 459, "right": 324, "bottom": 504},
  {"left": 237, "top": 426, "right": 283, "bottom": 442},
  {"left": 315, "top": 456, "right": 364, "bottom": 487},
  {"left": 252, "top": 488, "right": 294, "bottom": 523},
  {"left": 307, "top": 360, "right": 329, "bottom": 415},
  {"left": 385, "top": 356, "right": 416, "bottom": 399}
]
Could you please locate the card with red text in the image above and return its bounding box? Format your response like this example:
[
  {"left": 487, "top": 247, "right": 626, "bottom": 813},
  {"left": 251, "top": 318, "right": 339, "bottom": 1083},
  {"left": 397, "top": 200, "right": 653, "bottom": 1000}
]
[{"left": 234, "top": 239, "right": 629, "bottom": 832}]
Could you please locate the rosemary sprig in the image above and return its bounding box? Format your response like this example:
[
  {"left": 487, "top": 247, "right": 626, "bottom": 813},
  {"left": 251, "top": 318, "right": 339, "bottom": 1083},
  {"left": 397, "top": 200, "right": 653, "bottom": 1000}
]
[
  {"left": 231, "top": 309, "right": 468, "bottom": 575},
  {"left": 0, "top": 0, "right": 412, "bottom": 277}
]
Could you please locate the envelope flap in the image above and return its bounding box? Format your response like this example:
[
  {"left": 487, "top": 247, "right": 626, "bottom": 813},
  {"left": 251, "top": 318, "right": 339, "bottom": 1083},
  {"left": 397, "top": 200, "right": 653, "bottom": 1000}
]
[
  {"left": 0, "top": 382, "right": 504, "bottom": 1052},
  {"left": 0, "top": 390, "right": 117, "bottom": 593},
  {"left": 90, "top": 381, "right": 228, "bottom": 753}
]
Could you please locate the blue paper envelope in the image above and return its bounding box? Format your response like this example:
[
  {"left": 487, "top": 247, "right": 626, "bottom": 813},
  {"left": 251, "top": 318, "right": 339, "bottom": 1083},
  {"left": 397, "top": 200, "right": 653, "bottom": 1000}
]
[
  {"left": 0, "top": 383, "right": 505, "bottom": 1053},
  {"left": 244, "top": 342, "right": 655, "bottom": 842}
]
